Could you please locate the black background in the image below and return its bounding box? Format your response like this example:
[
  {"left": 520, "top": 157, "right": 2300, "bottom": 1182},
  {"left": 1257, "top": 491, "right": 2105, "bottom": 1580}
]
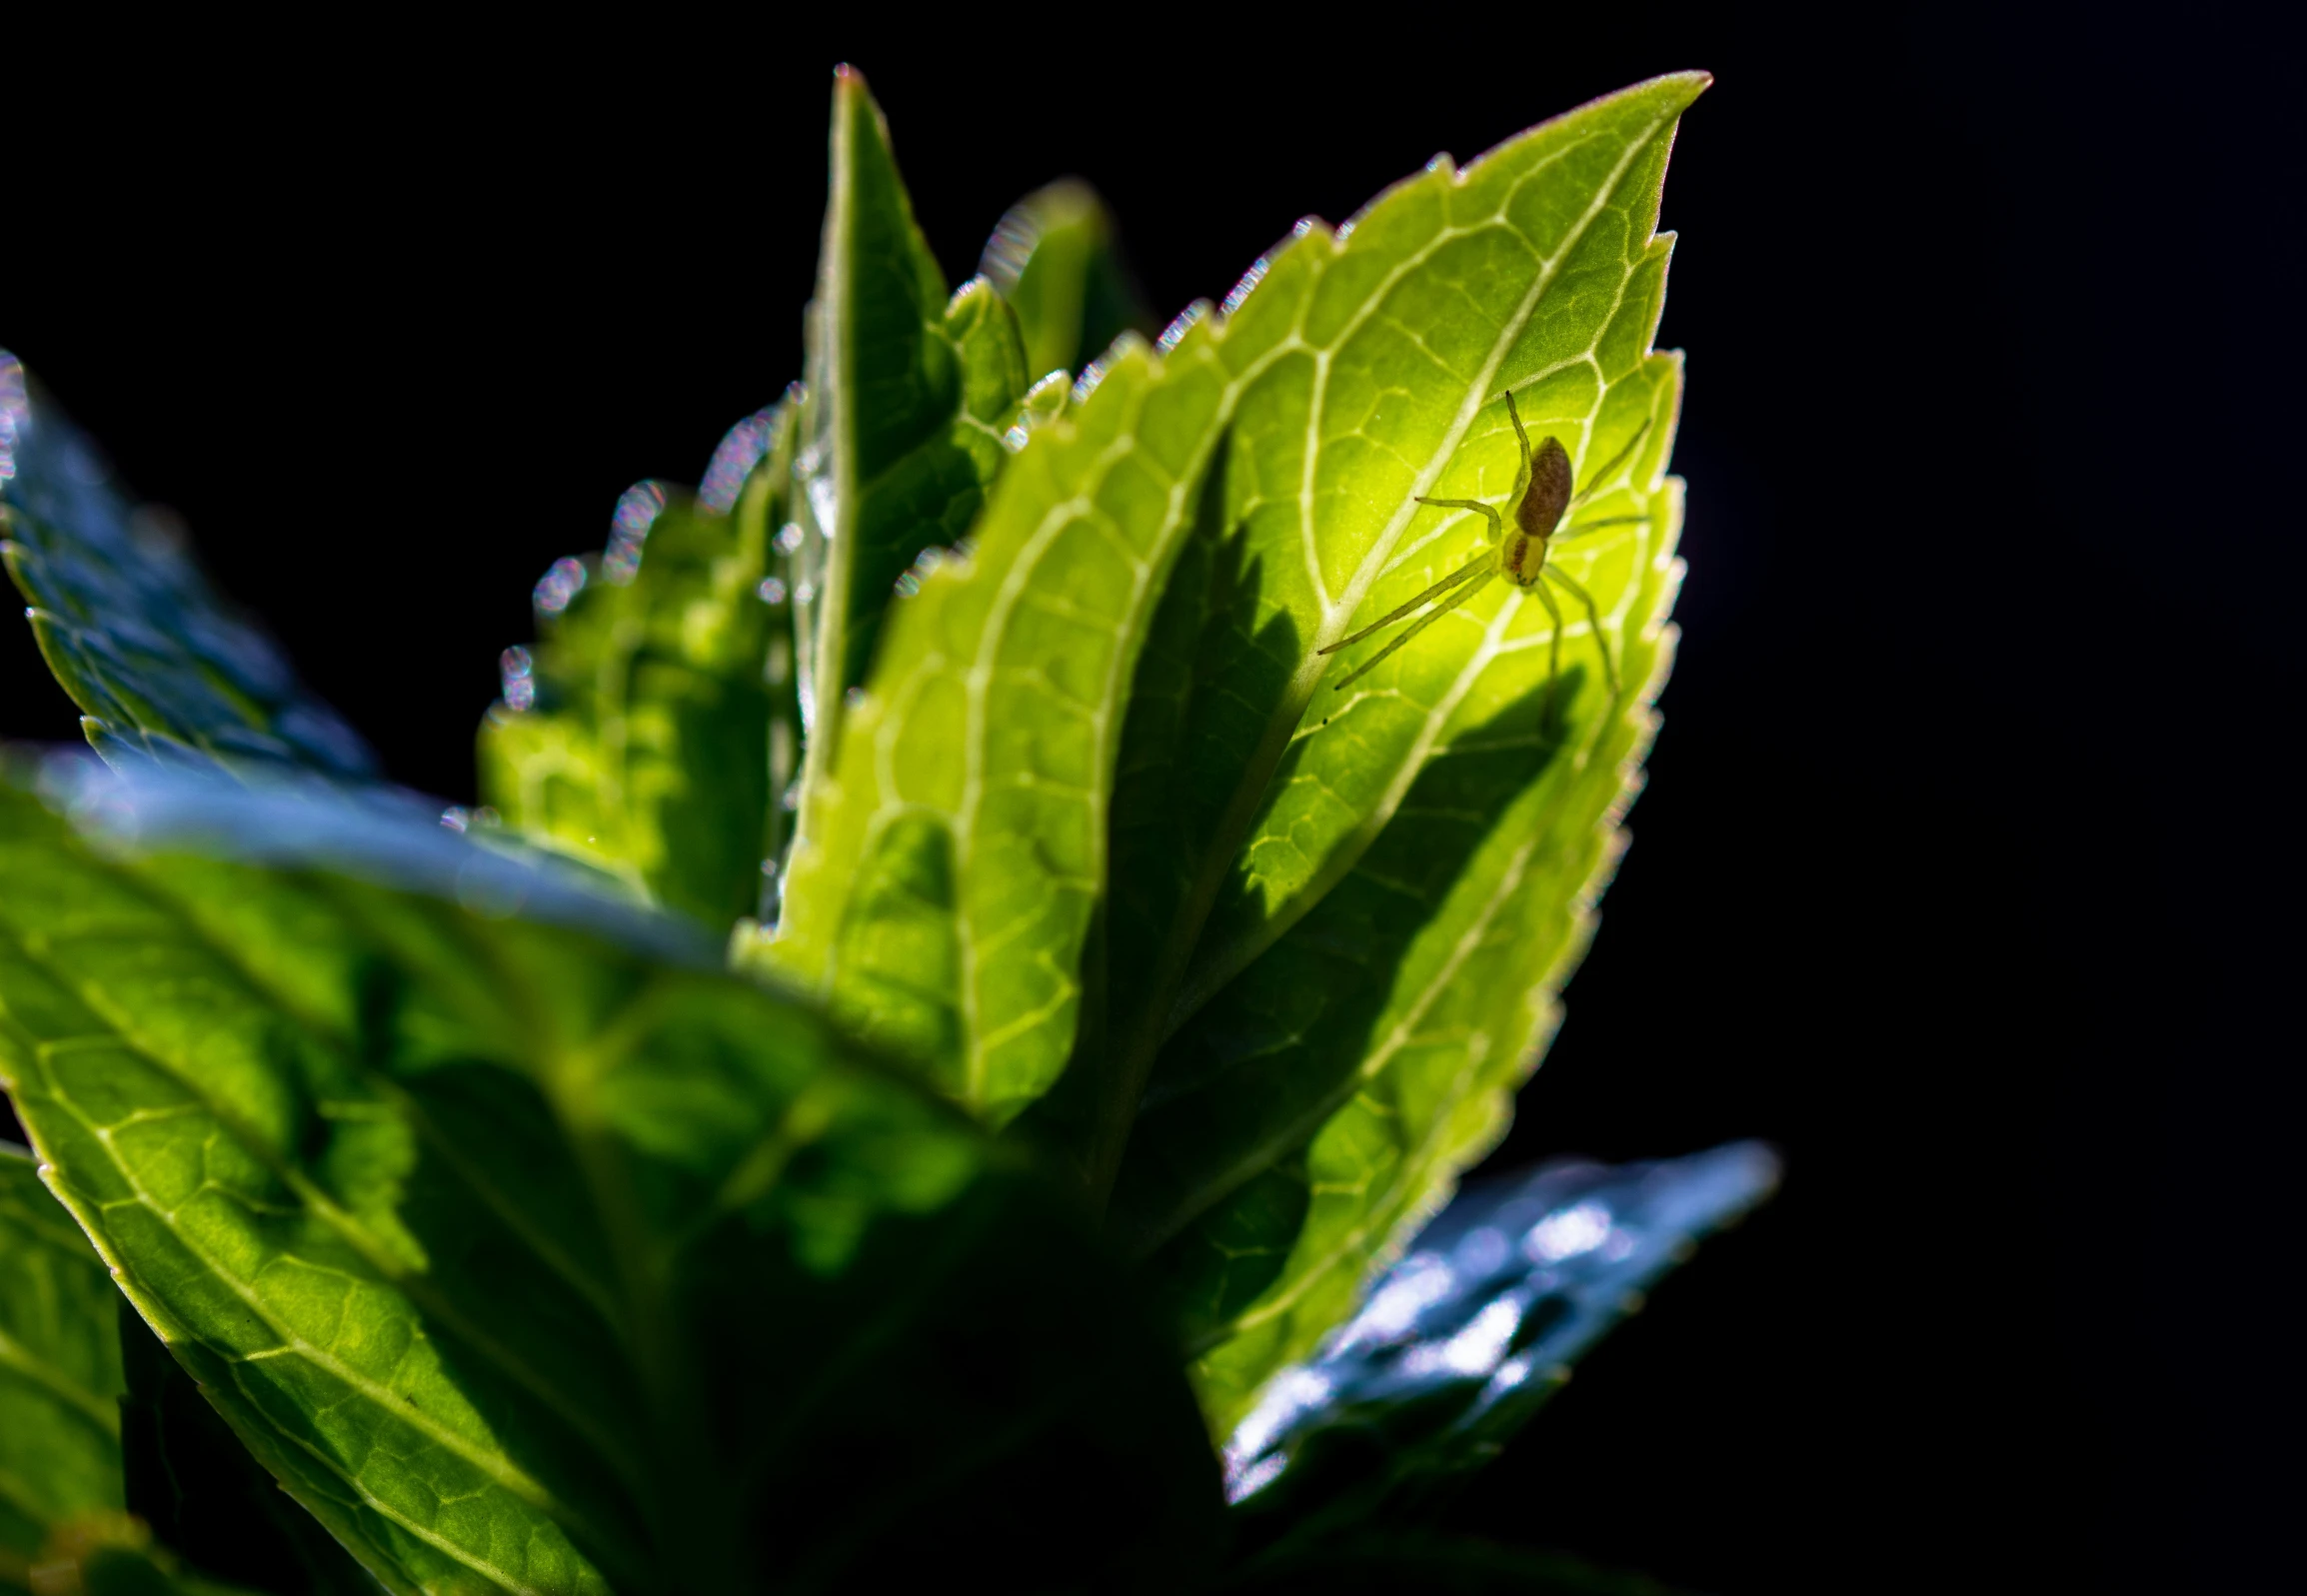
[{"left": 3, "top": 7, "right": 2294, "bottom": 1592}]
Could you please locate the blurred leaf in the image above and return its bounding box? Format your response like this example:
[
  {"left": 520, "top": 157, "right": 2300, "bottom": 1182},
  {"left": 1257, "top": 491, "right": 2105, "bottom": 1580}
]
[
  {"left": 1216, "top": 1145, "right": 1777, "bottom": 1552},
  {"left": 788, "top": 66, "right": 1029, "bottom": 794},
  {"left": 0, "top": 756, "right": 1221, "bottom": 1594},
  {"left": 981, "top": 179, "right": 1155, "bottom": 380},
  {"left": 0, "top": 354, "right": 375, "bottom": 779},
  {"left": 477, "top": 401, "right": 799, "bottom": 931},
  {"left": 0, "top": 1146, "right": 124, "bottom": 1590}
]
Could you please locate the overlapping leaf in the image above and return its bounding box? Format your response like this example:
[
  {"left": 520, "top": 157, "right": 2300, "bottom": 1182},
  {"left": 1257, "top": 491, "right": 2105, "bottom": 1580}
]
[
  {"left": 0, "top": 355, "right": 375, "bottom": 779},
  {"left": 478, "top": 404, "right": 798, "bottom": 931},
  {"left": 0, "top": 758, "right": 1220, "bottom": 1594}
]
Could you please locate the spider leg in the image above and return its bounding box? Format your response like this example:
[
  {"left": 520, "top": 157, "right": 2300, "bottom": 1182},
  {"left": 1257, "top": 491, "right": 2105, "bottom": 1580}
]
[
  {"left": 1549, "top": 512, "right": 1650, "bottom": 543},
  {"left": 1497, "top": 389, "right": 1535, "bottom": 481},
  {"left": 1530, "top": 577, "right": 1567, "bottom": 722},
  {"left": 1413, "top": 496, "right": 1504, "bottom": 541},
  {"left": 1320, "top": 548, "right": 1492, "bottom": 655},
  {"left": 1541, "top": 563, "right": 1620, "bottom": 699},
  {"left": 1330, "top": 573, "right": 1494, "bottom": 692},
  {"left": 1564, "top": 418, "right": 1654, "bottom": 512}
]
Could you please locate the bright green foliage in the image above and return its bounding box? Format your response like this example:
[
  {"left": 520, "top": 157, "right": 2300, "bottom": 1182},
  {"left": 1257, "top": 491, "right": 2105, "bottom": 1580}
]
[
  {"left": 0, "top": 65, "right": 1725, "bottom": 1592},
  {"left": 0, "top": 361, "right": 375, "bottom": 780},
  {"left": 0, "top": 1146, "right": 125, "bottom": 1587},
  {"left": 477, "top": 419, "right": 797, "bottom": 931},
  {"left": 981, "top": 180, "right": 1155, "bottom": 381},
  {"left": 789, "top": 68, "right": 1031, "bottom": 795},
  {"left": 0, "top": 766, "right": 1219, "bottom": 1594},
  {"left": 767, "top": 79, "right": 1703, "bottom": 1429}
]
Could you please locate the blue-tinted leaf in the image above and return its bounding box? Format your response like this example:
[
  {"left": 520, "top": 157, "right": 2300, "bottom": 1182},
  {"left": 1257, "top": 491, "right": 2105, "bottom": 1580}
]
[
  {"left": 0, "top": 354, "right": 374, "bottom": 779},
  {"left": 1217, "top": 1142, "right": 1777, "bottom": 1536}
]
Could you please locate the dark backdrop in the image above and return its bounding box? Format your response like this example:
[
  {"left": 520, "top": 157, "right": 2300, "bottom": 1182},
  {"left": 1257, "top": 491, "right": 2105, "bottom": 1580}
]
[{"left": 3, "top": 8, "right": 2294, "bottom": 1592}]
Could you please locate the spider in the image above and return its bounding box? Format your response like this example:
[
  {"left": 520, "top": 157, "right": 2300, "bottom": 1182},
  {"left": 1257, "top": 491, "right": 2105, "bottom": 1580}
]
[{"left": 1319, "top": 389, "right": 1652, "bottom": 702}]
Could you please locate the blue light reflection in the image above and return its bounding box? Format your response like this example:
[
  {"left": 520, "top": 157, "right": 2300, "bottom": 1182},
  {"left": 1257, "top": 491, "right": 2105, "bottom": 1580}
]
[{"left": 1221, "top": 1141, "right": 1779, "bottom": 1508}]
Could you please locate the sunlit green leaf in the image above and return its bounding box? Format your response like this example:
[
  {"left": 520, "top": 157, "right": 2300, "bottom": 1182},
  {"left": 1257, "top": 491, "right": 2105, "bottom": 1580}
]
[
  {"left": 788, "top": 66, "right": 1030, "bottom": 802},
  {"left": 982, "top": 180, "right": 1155, "bottom": 381},
  {"left": 0, "top": 356, "right": 375, "bottom": 780},
  {"left": 767, "top": 68, "right": 1704, "bottom": 1268},
  {"left": 0, "top": 759, "right": 1221, "bottom": 1594},
  {"left": 478, "top": 403, "right": 799, "bottom": 932}
]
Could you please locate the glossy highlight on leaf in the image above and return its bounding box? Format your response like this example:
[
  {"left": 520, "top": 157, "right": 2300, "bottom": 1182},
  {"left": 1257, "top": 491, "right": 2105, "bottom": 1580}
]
[
  {"left": 0, "top": 355, "right": 375, "bottom": 780},
  {"left": 1217, "top": 1143, "right": 1778, "bottom": 1537}
]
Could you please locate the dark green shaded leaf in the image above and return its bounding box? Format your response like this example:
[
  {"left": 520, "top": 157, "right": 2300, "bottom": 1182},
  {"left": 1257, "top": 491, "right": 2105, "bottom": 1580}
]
[
  {"left": 788, "top": 66, "right": 1030, "bottom": 793},
  {"left": 0, "top": 355, "right": 375, "bottom": 779},
  {"left": 0, "top": 757, "right": 1221, "bottom": 1593},
  {"left": 982, "top": 180, "right": 1155, "bottom": 380},
  {"left": 0, "top": 1145, "right": 124, "bottom": 1590},
  {"left": 478, "top": 401, "right": 799, "bottom": 932}
]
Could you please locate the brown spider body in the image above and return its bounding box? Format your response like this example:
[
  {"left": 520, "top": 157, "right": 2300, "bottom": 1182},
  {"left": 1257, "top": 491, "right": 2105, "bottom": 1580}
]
[
  {"left": 1317, "top": 389, "right": 1647, "bottom": 699},
  {"left": 1500, "top": 436, "right": 1574, "bottom": 588}
]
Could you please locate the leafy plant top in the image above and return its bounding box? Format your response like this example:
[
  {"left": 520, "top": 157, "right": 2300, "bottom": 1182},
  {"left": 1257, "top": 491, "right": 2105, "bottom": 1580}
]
[{"left": 0, "top": 66, "right": 1747, "bottom": 1595}]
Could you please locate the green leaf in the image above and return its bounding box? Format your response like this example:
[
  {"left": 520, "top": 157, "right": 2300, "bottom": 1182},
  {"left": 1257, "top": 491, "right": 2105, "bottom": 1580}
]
[
  {"left": 789, "top": 66, "right": 1030, "bottom": 798},
  {"left": 0, "top": 758, "right": 1221, "bottom": 1594},
  {"left": 0, "top": 1144, "right": 125, "bottom": 1589},
  {"left": 0, "top": 354, "right": 376, "bottom": 779},
  {"left": 981, "top": 180, "right": 1155, "bottom": 381},
  {"left": 764, "top": 63, "right": 1704, "bottom": 1266},
  {"left": 477, "top": 401, "right": 799, "bottom": 931}
]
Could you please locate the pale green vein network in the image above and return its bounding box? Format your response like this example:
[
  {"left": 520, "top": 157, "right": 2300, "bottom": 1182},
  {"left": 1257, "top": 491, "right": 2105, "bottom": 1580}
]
[{"left": 768, "top": 73, "right": 1706, "bottom": 1161}]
